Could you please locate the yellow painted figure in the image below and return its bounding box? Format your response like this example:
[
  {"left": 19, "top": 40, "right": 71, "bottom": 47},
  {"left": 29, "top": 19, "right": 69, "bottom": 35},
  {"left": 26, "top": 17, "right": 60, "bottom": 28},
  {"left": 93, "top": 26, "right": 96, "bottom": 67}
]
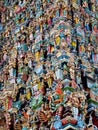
[
  {"left": 40, "top": 24, "right": 43, "bottom": 33},
  {"left": 35, "top": 51, "right": 40, "bottom": 61},
  {"left": 55, "top": 36, "right": 61, "bottom": 46},
  {"left": 38, "top": 81, "right": 42, "bottom": 90},
  {"left": 26, "top": 89, "right": 32, "bottom": 100},
  {"left": 75, "top": 17, "right": 79, "bottom": 24},
  {"left": 5, "top": 98, "right": 9, "bottom": 111},
  {"left": 72, "top": 41, "right": 76, "bottom": 48},
  {"left": 47, "top": 77, "right": 53, "bottom": 88}
]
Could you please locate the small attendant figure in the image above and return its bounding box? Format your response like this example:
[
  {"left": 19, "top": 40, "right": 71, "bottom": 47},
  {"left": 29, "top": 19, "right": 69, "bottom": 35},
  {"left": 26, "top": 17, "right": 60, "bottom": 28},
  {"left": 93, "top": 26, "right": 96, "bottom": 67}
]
[
  {"left": 70, "top": 79, "right": 78, "bottom": 89},
  {"left": 26, "top": 88, "right": 32, "bottom": 100},
  {"left": 55, "top": 6, "right": 60, "bottom": 17},
  {"left": 47, "top": 75, "right": 54, "bottom": 88},
  {"left": 55, "top": 34, "right": 61, "bottom": 47},
  {"left": 47, "top": 16, "right": 52, "bottom": 27},
  {"left": 35, "top": 50, "right": 40, "bottom": 62},
  {"left": 60, "top": 5, "right": 63, "bottom": 17},
  {"left": 55, "top": 67, "right": 63, "bottom": 80},
  {"left": 29, "top": 32, "right": 33, "bottom": 41},
  {"left": 85, "top": 21, "right": 90, "bottom": 31}
]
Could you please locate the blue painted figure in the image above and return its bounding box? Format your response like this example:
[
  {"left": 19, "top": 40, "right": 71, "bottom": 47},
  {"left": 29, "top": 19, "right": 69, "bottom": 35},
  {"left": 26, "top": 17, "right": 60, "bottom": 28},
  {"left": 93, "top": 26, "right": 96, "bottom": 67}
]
[{"left": 54, "top": 115, "right": 62, "bottom": 129}]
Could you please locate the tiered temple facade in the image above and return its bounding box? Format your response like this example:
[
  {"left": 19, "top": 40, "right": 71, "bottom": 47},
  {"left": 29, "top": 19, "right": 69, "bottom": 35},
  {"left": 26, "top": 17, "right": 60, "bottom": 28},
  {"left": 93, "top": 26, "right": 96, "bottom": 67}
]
[{"left": 0, "top": 0, "right": 98, "bottom": 130}]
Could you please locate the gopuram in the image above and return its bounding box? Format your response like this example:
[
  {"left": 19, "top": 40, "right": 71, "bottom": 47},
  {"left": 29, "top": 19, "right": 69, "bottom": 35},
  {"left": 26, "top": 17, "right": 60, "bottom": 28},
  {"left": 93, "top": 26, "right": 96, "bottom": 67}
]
[{"left": 0, "top": 0, "right": 98, "bottom": 130}]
